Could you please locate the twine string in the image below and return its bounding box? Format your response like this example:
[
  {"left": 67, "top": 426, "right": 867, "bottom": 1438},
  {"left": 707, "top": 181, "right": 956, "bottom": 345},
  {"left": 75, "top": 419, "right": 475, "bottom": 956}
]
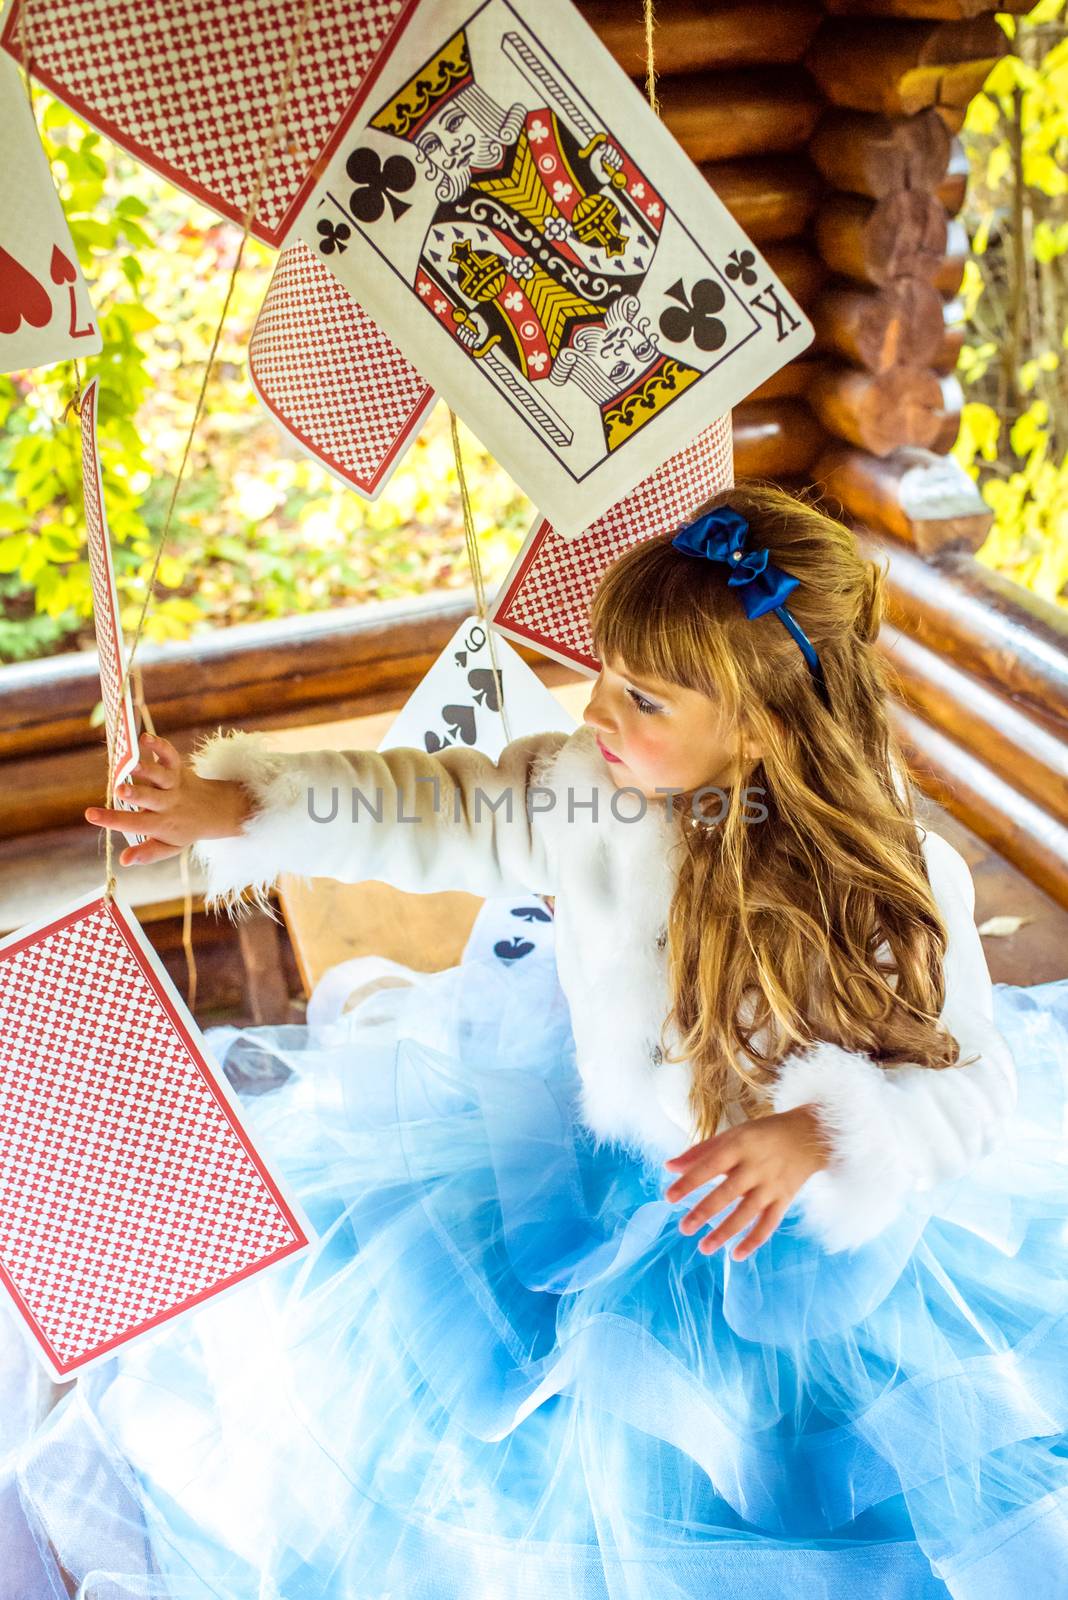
[
  {"left": 99, "top": 0, "right": 315, "bottom": 900},
  {"left": 643, "top": 0, "right": 660, "bottom": 114},
  {"left": 447, "top": 408, "right": 513, "bottom": 748}
]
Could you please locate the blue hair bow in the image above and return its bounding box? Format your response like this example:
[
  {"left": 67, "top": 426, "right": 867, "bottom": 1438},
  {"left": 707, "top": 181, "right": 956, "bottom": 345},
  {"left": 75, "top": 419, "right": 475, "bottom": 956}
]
[{"left": 671, "top": 505, "right": 830, "bottom": 710}]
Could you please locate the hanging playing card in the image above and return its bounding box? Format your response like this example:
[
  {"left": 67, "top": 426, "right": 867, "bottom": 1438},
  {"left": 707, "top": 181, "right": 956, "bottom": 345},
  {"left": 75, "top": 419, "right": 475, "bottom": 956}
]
[
  {"left": 0, "top": 51, "right": 101, "bottom": 373},
  {"left": 292, "top": 0, "right": 811, "bottom": 536},
  {"left": 379, "top": 613, "right": 575, "bottom": 758},
  {"left": 249, "top": 240, "right": 435, "bottom": 498},
  {"left": 0, "top": 890, "right": 313, "bottom": 1381},
  {"left": 1, "top": 0, "right": 414, "bottom": 246},
  {"left": 488, "top": 413, "right": 733, "bottom": 674},
  {"left": 80, "top": 377, "right": 145, "bottom": 849}
]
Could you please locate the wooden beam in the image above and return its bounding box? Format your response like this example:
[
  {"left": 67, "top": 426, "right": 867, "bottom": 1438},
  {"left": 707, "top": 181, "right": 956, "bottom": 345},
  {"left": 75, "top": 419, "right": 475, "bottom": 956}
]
[
  {"left": 933, "top": 295, "right": 967, "bottom": 374},
  {"left": 892, "top": 704, "right": 1068, "bottom": 911},
  {"left": 813, "top": 444, "right": 992, "bottom": 551},
  {"left": 808, "top": 365, "right": 944, "bottom": 453},
  {"left": 809, "top": 108, "right": 951, "bottom": 197},
  {"left": 880, "top": 625, "right": 1068, "bottom": 826},
  {"left": 815, "top": 192, "right": 947, "bottom": 287},
  {"left": 806, "top": 15, "right": 1007, "bottom": 115},
  {"left": 748, "top": 352, "right": 828, "bottom": 401},
  {"left": 658, "top": 68, "right": 821, "bottom": 162},
  {"left": 856, "top": 532, "right": 1068, "bottom": 727},
  {"left": 733, "top": 400, "right": 829, "bottom": 478},
  {"left": 932, "top": 215, "right": 969, "bottom": 295},
  {"left": 823, "top": 0, "right": 1030, "bottom": 18},
  {"left": 581, "top": 0, "right": 821, "bottom": 73},
  {"left": 929, "top": 372, "right": 964, "bottom": 452},
  {"left": 762, "top": 239, "right": 829, "bottom": 307},
  {"left": 702, "top": 155, "right": 823, "bottom": 242},
  {"left": 936, "top": 135, "right": 970, "bottom": 215},
  {"left": 812, "top": 277, "right": 944, "bottom": 371},
  {"left": 0, "top": 590, "right": 480, "bottom": 761}
]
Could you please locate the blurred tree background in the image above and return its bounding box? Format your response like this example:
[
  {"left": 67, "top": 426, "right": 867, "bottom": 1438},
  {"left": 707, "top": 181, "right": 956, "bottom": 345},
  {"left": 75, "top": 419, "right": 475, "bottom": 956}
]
[
  {"left": 0, "top": 94, "right": 533, "bottom": 665},
  {"left": 952, "top": 0, "right": 1068, "bottom": 606},
  {"left": 1, "top": 0, "right": 1065, "bottom": 666}
]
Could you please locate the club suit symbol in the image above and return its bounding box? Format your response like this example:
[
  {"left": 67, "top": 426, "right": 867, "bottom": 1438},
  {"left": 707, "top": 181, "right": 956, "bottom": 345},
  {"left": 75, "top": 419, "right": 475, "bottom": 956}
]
[
  {"left": 316, "top": 218, "right": 351, "bottom": 255},
  {"left": 345, "top": 147, "right": 416, "bottom": 223},
  {"left": 658, "top": 278, "right": 727, "bottom": 354}
]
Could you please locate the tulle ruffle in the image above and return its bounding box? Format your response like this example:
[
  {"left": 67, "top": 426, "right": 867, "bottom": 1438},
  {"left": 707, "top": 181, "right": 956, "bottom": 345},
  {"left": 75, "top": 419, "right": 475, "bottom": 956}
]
[{"left": 4, "top": 932, "right": 1068, "bottom": 1600}]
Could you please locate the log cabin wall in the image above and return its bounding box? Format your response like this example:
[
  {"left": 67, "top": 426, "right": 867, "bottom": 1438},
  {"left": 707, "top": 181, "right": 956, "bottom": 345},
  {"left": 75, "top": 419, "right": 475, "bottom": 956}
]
[
  {"left": 0, "top": 0, "right": 1063, "bottom": 926},
  {"left": 582, "top": 0, "right": 1068, "bottom": 909}
]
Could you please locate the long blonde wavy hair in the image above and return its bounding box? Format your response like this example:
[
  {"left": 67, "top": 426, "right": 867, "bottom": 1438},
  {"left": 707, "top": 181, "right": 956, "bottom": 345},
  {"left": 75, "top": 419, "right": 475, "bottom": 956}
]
[{"left": 588, "top": 480, "right": 970, "bottom": 1141}]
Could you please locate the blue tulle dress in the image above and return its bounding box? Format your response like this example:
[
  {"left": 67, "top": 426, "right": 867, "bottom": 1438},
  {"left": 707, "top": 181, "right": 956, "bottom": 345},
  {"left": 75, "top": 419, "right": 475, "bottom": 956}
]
[{"left": 5, "top": 898, "right": 1068, "bottom": 1600}]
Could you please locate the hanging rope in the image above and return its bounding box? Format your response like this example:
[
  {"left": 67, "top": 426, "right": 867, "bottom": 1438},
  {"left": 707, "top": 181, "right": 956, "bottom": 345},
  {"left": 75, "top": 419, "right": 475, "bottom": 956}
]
[
  {"left": 93, "top": 0, "right": 315, "bottom": 902},
  {"left": 444, "top": 0, "right": 663, "bottom": 779},
  {"left": 643, "top": 0, "right": 660, "bottom": 115},
  {"left": 447, "top": 408, "right": 514, "bottom": 747}
]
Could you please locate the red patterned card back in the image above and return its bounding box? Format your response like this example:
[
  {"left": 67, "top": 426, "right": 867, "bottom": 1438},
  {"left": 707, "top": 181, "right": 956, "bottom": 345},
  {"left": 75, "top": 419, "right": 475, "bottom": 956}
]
[
  {"left": 249, "top": 240, "right": 435, "bottom": 498},
  {"left": 0, "top": 892, "right": 312, "bottom": 1379},
  {"left": 1, "top": 0, "right": 413, "bottom": 246},
  {"left": 489, "top": 416, "right": 734, "bottom": 674}
]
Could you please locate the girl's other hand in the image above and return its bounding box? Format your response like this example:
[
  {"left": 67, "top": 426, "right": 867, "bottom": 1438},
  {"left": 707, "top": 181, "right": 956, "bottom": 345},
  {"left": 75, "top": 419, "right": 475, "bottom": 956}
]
[
  {"left": 83, "top": 733, "right": 253, "bottom": 869},
  {"left": 663, "top": 1106, "right": 831, "bottom": 1262}
]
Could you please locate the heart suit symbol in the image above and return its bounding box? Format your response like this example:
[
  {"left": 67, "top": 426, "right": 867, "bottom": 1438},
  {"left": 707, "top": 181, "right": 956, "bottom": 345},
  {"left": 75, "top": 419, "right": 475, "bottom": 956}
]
[
  {"left": 50, "top": 245, "right": 76, "bottom": 285},
  {"left": 0, "top": 247, "right": 52, "bottom": 335}
]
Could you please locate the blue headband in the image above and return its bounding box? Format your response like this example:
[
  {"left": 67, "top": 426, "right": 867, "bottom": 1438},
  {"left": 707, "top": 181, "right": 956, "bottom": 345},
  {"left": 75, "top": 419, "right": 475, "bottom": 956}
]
[{"left": 670, "top": 505, "right": 830, "bottom": 711}]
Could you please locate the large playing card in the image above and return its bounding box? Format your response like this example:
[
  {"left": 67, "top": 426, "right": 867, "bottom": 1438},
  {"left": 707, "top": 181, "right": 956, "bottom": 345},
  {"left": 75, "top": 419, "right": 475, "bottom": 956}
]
[
  {"left": 379, "top": 612, "right": 575, "bottom": 756},
  {"left": 0, "top": 0, "right": 411, "bottom": 246},
  {"left": 249, "top": 240, "right": 435, "bottom": 498},
  {"left": 489, "top": 414, "right": 733, "bottom": 674},
  {"left": 0, "top": 51, "right": 101, "bottom": 373},
  {"left": 81, "top": 377, "right": 145, "bottom": 849},
  {"left": 0, "top": 889, "right": 313, "bottom": 1381},
  {"left": 291, "top": 0, "right": 810, "bottom": 536}
]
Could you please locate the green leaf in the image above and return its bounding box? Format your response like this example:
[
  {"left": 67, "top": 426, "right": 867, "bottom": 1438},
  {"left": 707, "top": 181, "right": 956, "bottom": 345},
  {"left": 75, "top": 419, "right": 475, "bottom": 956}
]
[{"left": 0, "top": 535, "right": 29, "bottom": 574}]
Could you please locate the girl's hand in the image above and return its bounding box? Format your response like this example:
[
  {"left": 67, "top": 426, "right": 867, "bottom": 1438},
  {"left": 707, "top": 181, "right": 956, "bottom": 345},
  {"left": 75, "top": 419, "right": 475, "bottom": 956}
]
[
  {"left": 83, "top": 733, "right": 253, "bottom": 869},
  {"left": 663, "top": 1106, "right": 832, "bottom": 1262}
]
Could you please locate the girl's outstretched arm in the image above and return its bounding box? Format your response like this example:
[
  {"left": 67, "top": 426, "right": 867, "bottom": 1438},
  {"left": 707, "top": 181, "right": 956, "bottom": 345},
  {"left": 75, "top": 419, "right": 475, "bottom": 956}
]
[
  {"left": 768, "top": 829, "right": 1019, "bottom": 1255},
  {"left": 185, "top": 726, "right": 572, "bottom": 920}
]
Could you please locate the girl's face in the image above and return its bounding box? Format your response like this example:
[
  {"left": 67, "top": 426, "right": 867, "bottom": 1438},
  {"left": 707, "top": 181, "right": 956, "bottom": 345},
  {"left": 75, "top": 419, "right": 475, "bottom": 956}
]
[{"left": 582, "top": 652, "right": 762, "bottom": 801}]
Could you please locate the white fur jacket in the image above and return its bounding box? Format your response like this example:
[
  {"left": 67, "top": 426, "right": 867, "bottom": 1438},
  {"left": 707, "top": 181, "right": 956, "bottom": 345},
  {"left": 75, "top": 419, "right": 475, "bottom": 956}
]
[{"left": 190, "top": 721, "right": 1018, "bottom": 1256}]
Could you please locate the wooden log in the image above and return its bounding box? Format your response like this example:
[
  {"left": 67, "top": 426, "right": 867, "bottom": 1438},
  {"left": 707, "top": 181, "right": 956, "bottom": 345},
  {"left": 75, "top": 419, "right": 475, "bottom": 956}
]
[
  {"left": 808, "top": 365, "right": 943, "bottom": 453},
  {"left": 933, "top": 296, "right": 967, "bottom": 373},
  {"left": 815, "top": 192, "right": 947, "bottom": 287},
  {"left": 701, "top": 155, "right": 823, "bottom": 242},
  {"left": 809, "top": 109, "right": 950, "bottom": 198},
  {"left": 813, "top": 444, "right": 992, "bottom": 552},
  {"left": 936, "top": 136, "right": 970, "bottom": 215},
  {"left": 856, "top": 532, "right": 1068, "bottom": 728},
  {"left": 812, "top": 277, "right": 944, "bottom": 371},
  {"left": 932, "top": 215, "right": 970, "bottom": 295},
  {"left": 806, "top": 16, "right": 1007, "bottom": 115},
  {"left": 891, "top": 704, "right": 1068, "bottom": 911},
  {"left": 748, "top": 352, "right": 828, "bottom": 401},
  {"left": 657, "top": 69, "right": 821, "bottom": 162},
  {"left": 0, "top": 591, "right": 481, "bottom": 762},
  {"left": 929, "top": 373, "right": 964, "bottom": 453},
  {"left": 934, "top": 103, "right": 969, "bottom": 135},
  {"left": 823, "top": 0, "right": 1031, "bottom": 18},
  {"left": 880, "top": 626, "right": 1068, "bottom": 827},
  {"left": 581, "top": 0, "right": 821, "bottom": 74},
  {"left": 762, "top": 240, "right": 829, "bottom": 307},
  {"left": 733, "top": 399, "right": 828, "bottom": 478}
]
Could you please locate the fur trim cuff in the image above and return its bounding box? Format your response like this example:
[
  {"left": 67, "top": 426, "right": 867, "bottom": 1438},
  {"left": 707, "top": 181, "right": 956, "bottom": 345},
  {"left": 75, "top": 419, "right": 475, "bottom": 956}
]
[
  {"left": 771, "top": 1041, "right": 920, "bottom": 1254},
  {"left": 189, "top": 728, "right": 308, "bottom": 923}
]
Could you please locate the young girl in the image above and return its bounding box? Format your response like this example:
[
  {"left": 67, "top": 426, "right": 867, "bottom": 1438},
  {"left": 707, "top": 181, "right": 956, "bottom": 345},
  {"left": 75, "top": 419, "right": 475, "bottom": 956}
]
[{"left": 9, "top": 483, "right": 1068, "bottom": 1599}]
